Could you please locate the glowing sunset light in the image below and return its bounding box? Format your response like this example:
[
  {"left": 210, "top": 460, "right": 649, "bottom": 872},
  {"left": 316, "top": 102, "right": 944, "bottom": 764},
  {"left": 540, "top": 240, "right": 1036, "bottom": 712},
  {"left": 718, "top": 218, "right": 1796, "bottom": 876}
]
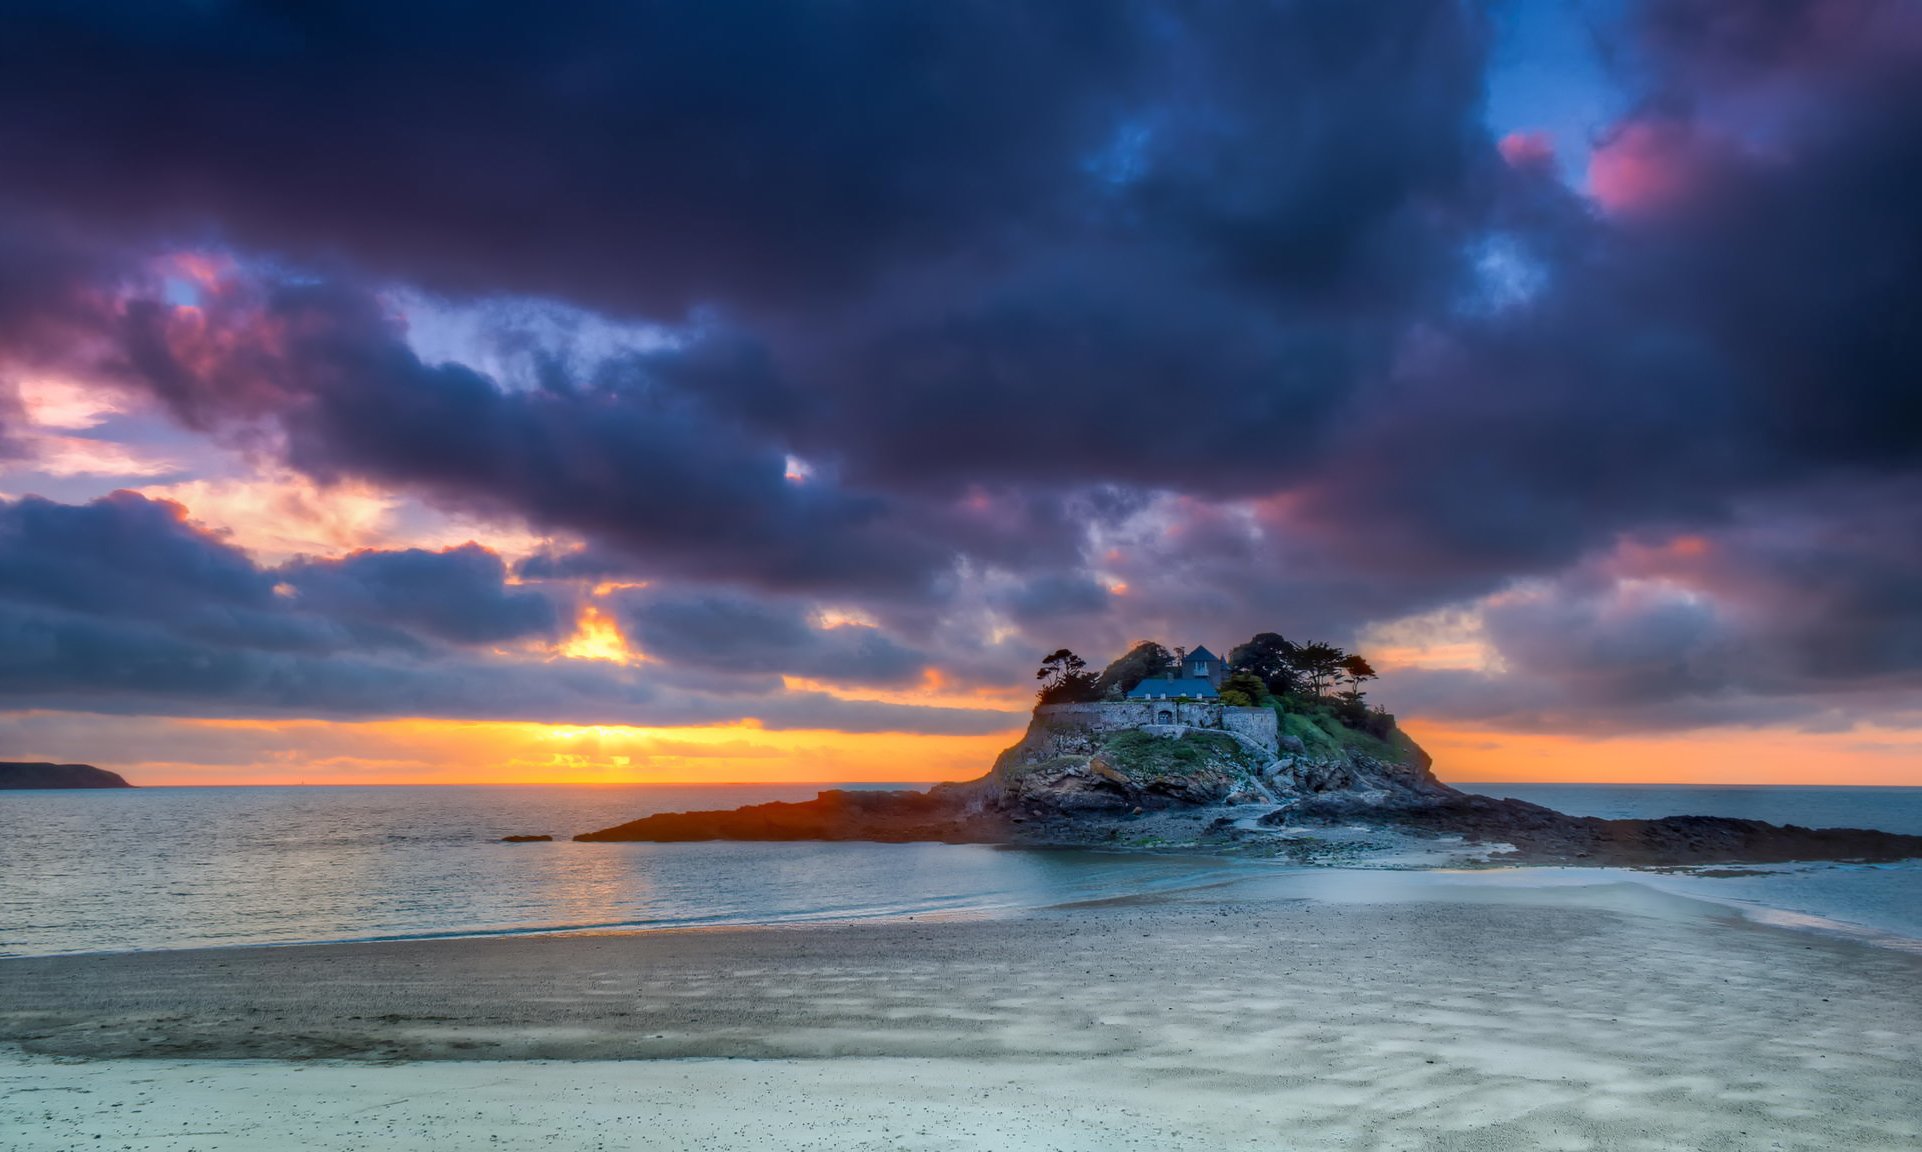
[
  {"left": 16, "top": 377, "right": 122, "bottom": 429},
  {"left": 10, "top": 715, "right": 1017, "bottom": 787},
  {"left": 1411, "top": 720, "right": 1922, "bottom": 788},
  {"left": 815, "top": 607, "right": 879, "bottom": 629},
  {"left": 556, "top": 603, "right": 641, "bottom": 664},
  {"left": 590, "top": 580, "right": 651, "bottom": 597}
]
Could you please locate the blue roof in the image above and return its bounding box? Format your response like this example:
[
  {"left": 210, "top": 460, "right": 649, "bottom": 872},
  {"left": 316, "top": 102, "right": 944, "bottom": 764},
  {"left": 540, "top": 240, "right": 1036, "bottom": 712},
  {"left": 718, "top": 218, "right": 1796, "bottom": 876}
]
[
  {"left": 1185, "top": 646, "right": 1220, "bottom": 664},
  {"left": 1126, "top": 677, "right": 1219, "bottom": 699}
]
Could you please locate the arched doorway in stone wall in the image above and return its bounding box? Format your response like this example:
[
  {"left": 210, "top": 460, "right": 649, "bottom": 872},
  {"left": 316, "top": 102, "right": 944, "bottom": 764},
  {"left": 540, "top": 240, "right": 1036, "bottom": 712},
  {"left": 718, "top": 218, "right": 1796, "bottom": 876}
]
[{"left": 1155, "top": 707, "right": 1174, "bottom": 724}]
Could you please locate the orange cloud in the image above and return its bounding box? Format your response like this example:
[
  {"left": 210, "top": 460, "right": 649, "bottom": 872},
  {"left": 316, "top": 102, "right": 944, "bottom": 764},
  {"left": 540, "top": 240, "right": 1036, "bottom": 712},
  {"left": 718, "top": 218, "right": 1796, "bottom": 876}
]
[
  {"left": 555, "top": 603, "right": 644, "bottom": 664},
  {"left": 136, "top": 469, "right": 551, "bottom": 566}
]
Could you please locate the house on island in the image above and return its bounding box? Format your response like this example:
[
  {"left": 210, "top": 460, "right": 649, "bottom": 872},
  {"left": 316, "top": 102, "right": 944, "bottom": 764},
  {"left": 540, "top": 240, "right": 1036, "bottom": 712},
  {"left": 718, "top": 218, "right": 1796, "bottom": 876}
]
[
  {"left": 1037, "top": 642, "right": 1278, "bottom": 757},
  {"left": 1124, "top": 645, "right": 1226, "bottom": 701}
]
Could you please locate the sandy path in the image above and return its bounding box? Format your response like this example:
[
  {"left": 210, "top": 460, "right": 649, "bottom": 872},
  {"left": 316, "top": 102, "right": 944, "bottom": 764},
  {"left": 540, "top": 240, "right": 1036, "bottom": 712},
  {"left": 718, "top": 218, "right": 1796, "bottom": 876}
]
[{"left": 3, "top": 881, "right": 1918, "bottom": 1150}]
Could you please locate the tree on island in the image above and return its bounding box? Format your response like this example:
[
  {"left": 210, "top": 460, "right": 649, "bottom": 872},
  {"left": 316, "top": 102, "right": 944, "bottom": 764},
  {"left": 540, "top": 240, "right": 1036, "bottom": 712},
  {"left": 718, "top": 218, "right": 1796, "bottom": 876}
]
[
  {"left": 1227, "top": 632, "right": 1301, "bottom": 697},
  {"left": 1089, "top": 641, "right": 1175, "bottom": 699},
  {"left": 1291, "top": 641, "right": 1348, "bottom": 699},
  {"left": 1035, "top": 648, "right": 1100, "bottom": 704},
  {"left": 1216, "top": 669, "right": 1268, "bottom": 707},
  {"left": 1337, "top": 653, "right": 1378, "bottom": 703}
]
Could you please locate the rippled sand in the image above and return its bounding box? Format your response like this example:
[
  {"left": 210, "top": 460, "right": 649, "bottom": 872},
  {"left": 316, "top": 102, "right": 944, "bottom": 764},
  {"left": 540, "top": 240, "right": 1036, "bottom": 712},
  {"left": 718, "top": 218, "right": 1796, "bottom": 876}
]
[{"left": 3, "top": 875, "right": 1918, "bottom": 1150}]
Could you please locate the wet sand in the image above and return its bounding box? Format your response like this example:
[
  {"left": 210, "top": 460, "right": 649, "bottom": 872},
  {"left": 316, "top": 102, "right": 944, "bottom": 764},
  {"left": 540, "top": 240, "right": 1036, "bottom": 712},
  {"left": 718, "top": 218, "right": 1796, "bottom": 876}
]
[{"left": 3, "top": 877, "right": 1919, "bottom": 1150}]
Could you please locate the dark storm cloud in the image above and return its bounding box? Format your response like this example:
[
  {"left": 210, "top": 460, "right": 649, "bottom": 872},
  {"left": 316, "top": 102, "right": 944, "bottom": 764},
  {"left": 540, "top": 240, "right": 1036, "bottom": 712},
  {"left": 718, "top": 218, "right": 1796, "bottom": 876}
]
[
  {"left": 0, "top": 492, "right": 1013, "bottom": 732},
  {"left": 282, "top": 544, "right": 559, "bottom": 647},
  {"left": 0, "top": 0, "right": 1920, "bottom": 736},
  {"left": 616, "top": 591, "right": 928, "bottom": 687},
  {"left": 115, "top": 278, "right": 950, "bottom": 594},
  {"left": 0, "top": 491, "right": 550, "bottom": 656},
  {"left": 0, "top": 0, "right": 1145, "bottom": 315},
  {"left": 988, "top": 574, "right": 1113, "bottom": 626},
  {"left": 1265, "top": 0, "right": 1922, "bottom": 615},
  {"left": 1379, "top": 476, "right": 1922, "bottom": 733},
  {"left": 0, "top": 2, "right": 1508, "bottom": 511},
  {"left": 0, "top": 491, "right": 298, "bottom": 644}
]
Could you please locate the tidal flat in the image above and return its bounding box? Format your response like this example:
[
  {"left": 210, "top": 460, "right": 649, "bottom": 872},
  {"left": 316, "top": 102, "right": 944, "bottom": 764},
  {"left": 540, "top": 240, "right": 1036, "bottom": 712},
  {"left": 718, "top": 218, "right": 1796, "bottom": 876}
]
[{"left": 3, "top": 873, "right": 1918, "bottom": 1151}]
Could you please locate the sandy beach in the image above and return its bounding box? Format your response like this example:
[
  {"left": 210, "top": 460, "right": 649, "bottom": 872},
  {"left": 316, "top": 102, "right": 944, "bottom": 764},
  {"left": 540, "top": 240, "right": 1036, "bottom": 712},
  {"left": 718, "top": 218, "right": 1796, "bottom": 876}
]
[{"left": 3, "top": 874, "right": 1919, "bottom": 1150}]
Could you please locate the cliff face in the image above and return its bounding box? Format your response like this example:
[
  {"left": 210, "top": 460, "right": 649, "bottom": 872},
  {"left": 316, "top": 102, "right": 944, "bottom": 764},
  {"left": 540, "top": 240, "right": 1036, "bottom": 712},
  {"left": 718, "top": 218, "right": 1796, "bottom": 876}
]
[
  {"left": 0, "top": 762, "right": 133, "bottom": 789},
  {"left": 985, "top": 703, "right": 1449, "bottom": 819}
]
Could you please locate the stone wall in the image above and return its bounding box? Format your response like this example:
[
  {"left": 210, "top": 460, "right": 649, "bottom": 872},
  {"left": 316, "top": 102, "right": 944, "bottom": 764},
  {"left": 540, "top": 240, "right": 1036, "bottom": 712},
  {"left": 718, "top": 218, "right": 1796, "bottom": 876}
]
[
  {"left": 1033, "top": 701, "right": 1278, "bottom": 757},
  {"left": 1221, "top": 707, "right": 1280, "bottom": 752}
]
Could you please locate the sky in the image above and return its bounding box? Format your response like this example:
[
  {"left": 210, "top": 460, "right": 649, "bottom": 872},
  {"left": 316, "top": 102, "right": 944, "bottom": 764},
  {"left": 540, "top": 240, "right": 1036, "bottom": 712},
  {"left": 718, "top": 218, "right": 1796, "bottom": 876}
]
[{"left": 1, "top": 0, "right": 1919, "bottom": 787}]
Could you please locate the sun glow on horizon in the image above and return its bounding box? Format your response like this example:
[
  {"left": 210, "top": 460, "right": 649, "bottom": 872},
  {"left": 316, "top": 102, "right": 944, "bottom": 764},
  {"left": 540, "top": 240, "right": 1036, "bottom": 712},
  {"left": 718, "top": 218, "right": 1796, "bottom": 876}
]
[
  {"left": 1411, "top": 719, "right": 1922, "bottom": 788},
  {"left": 22, "top": 715, "right": 1023, "bottom": 787},
  {"left": 3, "top": 706, "right": 1917, "bottom": 787}
]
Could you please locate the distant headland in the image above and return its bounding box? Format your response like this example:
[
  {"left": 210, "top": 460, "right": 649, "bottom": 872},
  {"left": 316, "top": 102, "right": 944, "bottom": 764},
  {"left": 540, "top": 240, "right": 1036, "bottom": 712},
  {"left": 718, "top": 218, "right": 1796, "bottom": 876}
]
[
  {"left": 574, "top": 634, "right": 1922, "bottom": 868},
  {"left": 0, "top": 762, "right": 134, "bottom": 789}
]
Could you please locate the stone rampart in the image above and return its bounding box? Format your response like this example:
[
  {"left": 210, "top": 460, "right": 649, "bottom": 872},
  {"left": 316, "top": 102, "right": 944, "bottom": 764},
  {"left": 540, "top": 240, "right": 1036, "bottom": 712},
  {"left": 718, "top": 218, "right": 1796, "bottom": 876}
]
[{"left": 1033, "top": 701, "right": 1278, "bottom": 757}]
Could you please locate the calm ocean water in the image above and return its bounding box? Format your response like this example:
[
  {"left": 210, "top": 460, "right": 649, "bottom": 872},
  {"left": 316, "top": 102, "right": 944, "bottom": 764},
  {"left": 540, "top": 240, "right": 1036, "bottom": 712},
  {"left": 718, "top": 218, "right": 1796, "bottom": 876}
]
[{"left": 1, "top": 782, "right": 1917, "bottom": 957}]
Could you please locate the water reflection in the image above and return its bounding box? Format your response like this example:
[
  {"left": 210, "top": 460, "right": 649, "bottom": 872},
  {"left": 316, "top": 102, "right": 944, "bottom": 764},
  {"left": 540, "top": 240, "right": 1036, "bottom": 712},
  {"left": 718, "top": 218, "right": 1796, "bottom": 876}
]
[{"left": 0, "top": 785, "right": 1250, "bottom": 955}]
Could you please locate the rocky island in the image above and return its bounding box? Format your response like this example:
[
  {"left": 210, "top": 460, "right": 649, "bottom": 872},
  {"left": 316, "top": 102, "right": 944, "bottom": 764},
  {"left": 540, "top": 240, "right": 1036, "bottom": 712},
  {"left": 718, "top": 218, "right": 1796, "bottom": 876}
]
[
  {"left": 577, "top": 636, "right": 1922, "bottom": 868},
  {"left": 0, "top": 762, "right": 133, "bottom": 789}
]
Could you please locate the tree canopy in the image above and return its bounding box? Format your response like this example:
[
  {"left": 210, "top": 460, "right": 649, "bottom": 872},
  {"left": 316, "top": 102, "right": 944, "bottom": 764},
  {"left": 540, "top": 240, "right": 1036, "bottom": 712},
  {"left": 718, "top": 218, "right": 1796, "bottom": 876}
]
[
  {"left": 1216, "top": 669, "right": 1267, "bottom": 707},
  {"left": 1089, "top": 641, "right": 1174, "bottom": 699},
  {"left": 1291, "top": 641, "right": 1348, "bottom": 699},
  {"left": 1035, "top": 648, "right": 1099, "bottom": 704},
  {"left": 1226, "top": 632, "right": 1299, "bottom": 696},
  {"left": 1035, "top": 631, "right": 1389, "bottom": 724}
]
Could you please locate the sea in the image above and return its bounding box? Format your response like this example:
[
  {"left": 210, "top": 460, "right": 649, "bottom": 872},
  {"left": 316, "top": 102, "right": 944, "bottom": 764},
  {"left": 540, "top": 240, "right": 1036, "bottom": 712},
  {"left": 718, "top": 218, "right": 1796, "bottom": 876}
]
[{"left": 2, "top": 782, "right": 1918, "bottom": 958}]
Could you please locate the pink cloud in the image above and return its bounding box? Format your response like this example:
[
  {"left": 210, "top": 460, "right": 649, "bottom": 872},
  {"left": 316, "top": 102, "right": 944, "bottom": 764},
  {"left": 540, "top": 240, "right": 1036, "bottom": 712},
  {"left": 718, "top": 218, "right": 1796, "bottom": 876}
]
[
  {"left": 1497, "top": 130, "right": 1555, "bottom": 170},
  {"left": 1586, "top": 119, "right": 1704, "bottom": 214}
]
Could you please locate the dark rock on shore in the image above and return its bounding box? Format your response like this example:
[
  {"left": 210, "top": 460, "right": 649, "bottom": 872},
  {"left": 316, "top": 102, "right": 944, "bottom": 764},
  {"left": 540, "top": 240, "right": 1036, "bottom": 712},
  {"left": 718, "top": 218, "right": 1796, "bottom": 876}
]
[
  {"left": 575, "top": 785, "right": 1009, "bottom": 844},
  {"left": 1279, "top": 793, "right": 1922, "bottom": 866},
  {"left": 0, "top": 762, "right": 133, "bottom": 789},
  {"left": 500, "top": 834, "right": 554, "bottom": 842}
]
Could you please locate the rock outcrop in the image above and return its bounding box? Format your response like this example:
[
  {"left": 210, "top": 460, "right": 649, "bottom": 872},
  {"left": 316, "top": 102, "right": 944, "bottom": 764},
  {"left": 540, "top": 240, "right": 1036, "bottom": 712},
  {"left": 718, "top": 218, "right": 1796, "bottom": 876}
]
[
  {"left": 574, "top": 707, "right": 1444, "bottom": 848},
  {"left": 0, "top": 762, "right": 133, "bottom": 789},
  {"left": 576, "top": 785, "right": 1008, "bottom": 844},
  {"left": 1277, "top": 792, "right": 1922, "bottom": 866},
  {"left": 571, "top": 707, "right": 1922, "bottom": 867}
]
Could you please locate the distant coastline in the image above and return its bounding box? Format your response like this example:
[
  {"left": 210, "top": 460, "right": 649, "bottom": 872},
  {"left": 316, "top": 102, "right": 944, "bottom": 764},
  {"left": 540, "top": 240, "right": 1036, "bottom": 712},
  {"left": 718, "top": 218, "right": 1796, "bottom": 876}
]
[{"left": 0, "top": 763, "right": 133, "bottom": 790}]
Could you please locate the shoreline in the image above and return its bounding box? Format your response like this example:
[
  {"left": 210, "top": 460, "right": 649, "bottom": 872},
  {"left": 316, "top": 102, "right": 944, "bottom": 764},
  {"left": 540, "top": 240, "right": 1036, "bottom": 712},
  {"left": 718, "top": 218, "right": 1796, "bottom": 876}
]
[
  {"left": 6, "top": 854, "right": 1921, "bottom": 962},
  {"left": 4, "top": 878, "right": 1919, "bottom": 1149}
]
